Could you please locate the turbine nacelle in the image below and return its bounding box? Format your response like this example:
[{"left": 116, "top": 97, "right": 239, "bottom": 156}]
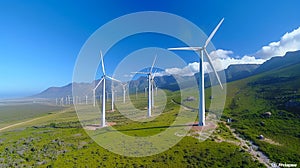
[{"left": 168, "top": 18, "right": 224, "bottom": 89}]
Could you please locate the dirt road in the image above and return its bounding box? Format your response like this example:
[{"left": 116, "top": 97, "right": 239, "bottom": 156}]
[
  {"left": 0, "top": 109, "right": 68, "bottom": 132},
  {"left": 223, "top": 123, "right": 272, "bottom": 168},
  {"left": 173, "top": 100, "right": 273, "bottom": 168}
]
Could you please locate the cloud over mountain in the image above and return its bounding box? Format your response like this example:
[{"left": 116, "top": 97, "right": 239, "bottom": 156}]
[
  {"left": 155, "top": 26, "right": 300, "bottom": 77},
  {"left": 155, "top": 49, "right": 264, "bottom": 77},
  {"left": 154, "top": 62, "right": 199, "bottom": 77},
  {"left": 255, "top": 26, "right": 300, "bottom": 59},
  {"left": 210, "top": 49, "right": 265, "bottom": 71}
]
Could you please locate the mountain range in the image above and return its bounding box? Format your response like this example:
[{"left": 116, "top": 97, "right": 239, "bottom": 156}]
[{"left": 32, "top": 50, "right": 300, "bottom": 99}]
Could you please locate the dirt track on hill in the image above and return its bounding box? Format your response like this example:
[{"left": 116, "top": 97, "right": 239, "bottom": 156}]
[
  {"left": 222, "top": 123, "right": 272, "bottom": 168},
  {"left": 172, "top": 100, "right": 273, "bottom": 168},
  {"left": 0, "top": 109, "right": 68, "bottom": 132}
]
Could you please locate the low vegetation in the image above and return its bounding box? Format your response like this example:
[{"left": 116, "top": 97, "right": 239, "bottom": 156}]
[
  {"left": 0, "top": 108, "right": 262, "bottom": 167},
  {"left": 222, "top": 63, "right": 300, "bottom": 165}
]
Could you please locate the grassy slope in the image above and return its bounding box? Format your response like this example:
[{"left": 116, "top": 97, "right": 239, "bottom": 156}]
[
  {"left": 222, "top": 63, "right": 300, "bottom": 164},
  {"left": 166, "top": 63, "right": 300, "bottom": 165}
]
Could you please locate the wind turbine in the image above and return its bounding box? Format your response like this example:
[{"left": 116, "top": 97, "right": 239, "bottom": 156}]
[
  {"left": 106, "top": 91, "right": 110, "bottom": 102},
  {"left": 132, "top": 56, "right": 157, "bottom": 117},
  {"left": 135, "top": 86, "right": 138, "bottom": 99},
  {"left": 68, "top": 96, "right": 71, "bottom": 105},
  {"left": 150, "top": 75, "right": 155, "bottom": 108},
  {"left": 93, "top": 51, "right": 121, "bottom": 127},
  {"left": 121, "top": 83, "right": 127, "bottom": 103},
  {"left": 60, "top": 97, "right": 64, "bottom": 106},
  {"left": 168, "top": 18, "right": 224, "bottom": 126},
  {"left": 144, "top": 87, "right": 148, "bottom": 97},
  {"left": 111, "top": 86, "right": 115, "bottom": 111}
]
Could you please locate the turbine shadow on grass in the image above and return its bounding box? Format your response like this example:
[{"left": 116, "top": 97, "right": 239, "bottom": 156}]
[
  {"left": 114, "top": 123, "right": 197, "bottom": 132},
  {"left": 91, "top": 123, "right": 199, "bottom": 136}
]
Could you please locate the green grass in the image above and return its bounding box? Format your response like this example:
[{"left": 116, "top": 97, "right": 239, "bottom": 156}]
[
  {"left": 0, "top": 120, "right": 262, "bottom": 167},
  {"left": 221, "top": 63, "right": 300, "bottom": 165},
  {"left": 0, "top": 104, "right": 65, "bottom": 128},
  {"left": 0, "top": 90, "right": 263, "bottom": 167},
  {"left": 212, "top": 122, "right": 238, "bottom": 142}
]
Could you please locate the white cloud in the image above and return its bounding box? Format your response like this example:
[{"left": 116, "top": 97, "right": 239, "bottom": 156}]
[
  {"left": 155, "top": 26, "right": 300, "bottom": 77},
  {"left": 162, "top": 62, "right": 199, "bottom": 76},
  {"left": 255, "top": 26, "right": 300, "bottom": 59},
  {"left": 208, "top": 49, "right": 265, "bottom": 71},
  {"left": 210, "top": 49, "right": 233, "bottom": 60},
  {"left": 155, "top": 49, "right": 265, "bottom": 77},
  {"left": 216, "top": 55, "right": 265, "bottom": 70}
]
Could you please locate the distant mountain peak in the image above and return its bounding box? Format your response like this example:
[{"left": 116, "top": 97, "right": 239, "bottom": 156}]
[
  {"left": 254, "top": 50, "right": 300, "bottom": 74},
  {"left": 225, "top": 64, "right": 260, "bottom": 82}
]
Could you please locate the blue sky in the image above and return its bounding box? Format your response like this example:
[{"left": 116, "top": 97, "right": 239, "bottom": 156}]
[{"left": 1, "top": 0, "right": 300, "bottom": 98}]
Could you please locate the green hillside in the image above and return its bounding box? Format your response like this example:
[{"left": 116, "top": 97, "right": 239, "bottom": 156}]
[
  {"left": 170, "top": 62, "right": 300, "bottom": 166},
  {"left": 222, "top": 63, "right": 300, "bottom": 164}
]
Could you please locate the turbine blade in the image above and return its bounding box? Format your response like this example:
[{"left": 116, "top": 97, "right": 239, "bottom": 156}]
[
  {"left": 168, "top": 47, "right": 202, "bottom": 51},
  {"left": 204, "top": 18, "right": 224, "bottom": 48},
  {"left": 106, "top": 76, "right": 121, "bottom": 83},
  {"left": 94, "top": 77, "right": 104, "bottom": 90},
  {"left": 100, "top": 50, "right": 106, "bottom": 75},
  {"left": 152, "top": 69, "right": 158, "bottom": 78},
  {"left": 150, "top": 56, "right": 157, "bottom": 73},
  {"left": 204, "top": 49, "right": 223, "bottom": 89}
]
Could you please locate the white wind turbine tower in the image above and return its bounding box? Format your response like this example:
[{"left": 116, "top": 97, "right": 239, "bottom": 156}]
[
  {"left": 132, "top": 56, "right": 157, "bottom": 117},
  {"left": 144, "top": 87, "right": 148, "bottom": 97},
  {"left": 60, "top": 97, "right": 64, "bottom": 106},
  {"left": 150, "top": 73, "right": 157, "bottom": 108},
  {"left": 111, "top": 86, "right": 115, "bottom": 111},
  {"left": 121, "top": 83, "right": 127, "bottom": 103},
  {"left": 135, "top": 86, "right": 138, "bottom": 99},
  {"left": 168, "top": 18, "right": 224, "bottom": 126},
  {"left": 106, "top": 91, "right": 110, "bottom": 102},
  {"left": 93, "top": 51, "right": 121, "bottom": 127}
]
